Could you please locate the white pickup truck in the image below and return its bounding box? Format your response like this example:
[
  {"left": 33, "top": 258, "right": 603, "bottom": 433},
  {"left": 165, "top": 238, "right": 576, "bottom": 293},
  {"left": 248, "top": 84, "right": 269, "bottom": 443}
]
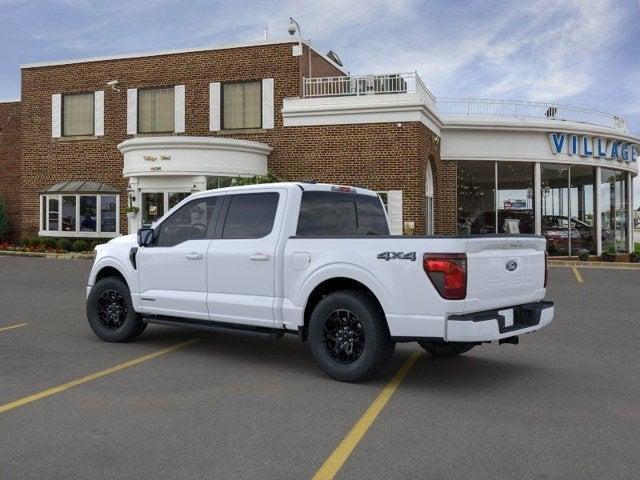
[{"left": 86, "top": 182, "right": 554, "bottom": 382}]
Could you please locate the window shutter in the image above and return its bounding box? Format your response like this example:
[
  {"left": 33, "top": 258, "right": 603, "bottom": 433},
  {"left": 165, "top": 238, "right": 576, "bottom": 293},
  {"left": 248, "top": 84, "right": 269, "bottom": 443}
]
[
  {"left": 386, "top": 190, "right": 403, "bottom": 235},
  {"left": 51, "top": 94, "right": 62, "bottom": 138},
  {"left": 127, "top": 88, "right": 137, "bottom": 135},
  {"left": 94, "top": 90, "right": 104, "bottom": 136},
  {"left": 209, "top": 82, "right": 221, "bottom": 131},
  {"left": 261, "top": 78, "right": 274, "bottom": 129},
  {"left": 174, "top": 85, "right": 185, "bottom": 133}
]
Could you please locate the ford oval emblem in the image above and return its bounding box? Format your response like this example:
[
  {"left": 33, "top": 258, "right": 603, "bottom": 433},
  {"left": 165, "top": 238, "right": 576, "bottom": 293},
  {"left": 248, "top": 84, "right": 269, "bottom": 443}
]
[{"left": 506, "top": 260, "right": 518, "bottom": 272}]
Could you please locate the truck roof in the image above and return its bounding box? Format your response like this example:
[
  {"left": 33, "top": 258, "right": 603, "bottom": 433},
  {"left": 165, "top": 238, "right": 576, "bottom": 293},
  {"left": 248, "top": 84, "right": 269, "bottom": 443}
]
[{"left": 193, "top": 182, "right": 379, "bottom": 197}]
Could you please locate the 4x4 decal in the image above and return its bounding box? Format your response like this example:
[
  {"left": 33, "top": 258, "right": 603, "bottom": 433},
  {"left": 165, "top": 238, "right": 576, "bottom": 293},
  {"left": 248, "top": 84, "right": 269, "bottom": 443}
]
[{"left": 377, "top": 251, "right": 416, "bottom": 262}]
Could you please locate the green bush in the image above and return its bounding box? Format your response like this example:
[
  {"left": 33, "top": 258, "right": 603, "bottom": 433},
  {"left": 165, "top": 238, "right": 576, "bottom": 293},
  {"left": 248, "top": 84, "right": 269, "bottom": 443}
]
[
  {"left": 42, "top": 237, "right": 58, "bottom": 249},
  {"left": 0, "top": 197, "right": 9, "bottom": 241},
  {"left": 72, "top": 239, "right": 89, "bottom": 252},
  {"left": 21, "top": 237, "right": 32, "bottom": 247},
  {"left": 90, "top": 240, "right": 104, "bottom": 250},
  {"left": 58, "top": 238, "right": 73, "bottom": 252},
  {"left": 230, "top": 171, "right": 281, "bottom": 186}
]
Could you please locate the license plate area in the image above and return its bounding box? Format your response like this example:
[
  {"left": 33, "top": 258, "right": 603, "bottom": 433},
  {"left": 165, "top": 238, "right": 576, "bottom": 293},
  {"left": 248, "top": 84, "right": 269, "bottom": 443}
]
[{"left": 448, "top": 301, "right": 553, "bottom": 334}]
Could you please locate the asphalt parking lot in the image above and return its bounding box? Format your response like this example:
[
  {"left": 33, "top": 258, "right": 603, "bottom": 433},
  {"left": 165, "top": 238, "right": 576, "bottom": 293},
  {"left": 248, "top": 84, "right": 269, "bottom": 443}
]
[{"left": 1, "top": 257, "right": 639, "bottom": 479}]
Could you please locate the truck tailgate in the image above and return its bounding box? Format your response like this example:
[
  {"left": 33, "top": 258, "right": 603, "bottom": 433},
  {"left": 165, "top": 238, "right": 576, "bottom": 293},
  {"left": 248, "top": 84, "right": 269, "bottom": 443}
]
[{"left": 464, "top": 236, "right": 546, "bottom": 313}]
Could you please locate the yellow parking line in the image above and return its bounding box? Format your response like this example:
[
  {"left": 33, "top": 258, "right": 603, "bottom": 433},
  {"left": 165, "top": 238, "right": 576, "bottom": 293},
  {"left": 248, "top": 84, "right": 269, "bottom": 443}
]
[
  {"left": 0, "top": 323, "right": 28, "bottom": 333},
  {"left": 571, "top": 266, "right": 584, "bottom": 283},
  {"left": 312, "top": 351, "right": 421, "bottom": 480},
  {"left": 0, "top": 338, "right": 199, "bottom": 414}
]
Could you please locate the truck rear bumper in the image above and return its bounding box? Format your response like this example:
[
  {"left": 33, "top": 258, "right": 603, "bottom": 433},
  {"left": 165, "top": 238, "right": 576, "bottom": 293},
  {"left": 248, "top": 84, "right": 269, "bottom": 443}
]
[{"left": 445, "top": 301, "right": 554, "bottom": 342}]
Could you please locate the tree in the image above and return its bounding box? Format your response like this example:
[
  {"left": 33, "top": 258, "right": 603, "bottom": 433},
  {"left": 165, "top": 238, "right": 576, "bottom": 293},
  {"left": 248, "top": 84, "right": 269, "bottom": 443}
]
[
  {"left": 0, "top": 197, "right": 9, "bottom": 241},
  {"left": 230, "top": 171, "right": 281, "bottom": 186}
]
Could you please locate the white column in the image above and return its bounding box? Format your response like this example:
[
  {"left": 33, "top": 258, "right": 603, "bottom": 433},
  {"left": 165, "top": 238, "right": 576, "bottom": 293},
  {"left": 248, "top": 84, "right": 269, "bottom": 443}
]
[
  {"left": 126, "top": 89, "right": 138, "bottom": 135},
  {"left": 94, "top": 91, "right": 105, "bottom": 136},
  {"left": 628, "top": 171, "right": 633, "bottom": 253},
  {"left": 595, "top": 167, "right": 602, "bottom": 256},
  {"left": 534, "top": 162, "right": 541, "bottom": 235}
]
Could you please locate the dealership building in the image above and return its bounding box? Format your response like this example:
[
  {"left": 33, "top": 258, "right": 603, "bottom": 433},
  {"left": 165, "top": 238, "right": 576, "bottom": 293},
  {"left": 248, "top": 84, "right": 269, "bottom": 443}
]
[{"left": 0, "top": 38, "right": 637, "bottom": 255}]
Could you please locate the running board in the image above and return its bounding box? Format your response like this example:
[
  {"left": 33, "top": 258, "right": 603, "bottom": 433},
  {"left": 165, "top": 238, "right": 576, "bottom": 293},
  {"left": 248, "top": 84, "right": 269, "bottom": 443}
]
[{"left": 143, "top": 316, "right": 284, "bottom": 339}]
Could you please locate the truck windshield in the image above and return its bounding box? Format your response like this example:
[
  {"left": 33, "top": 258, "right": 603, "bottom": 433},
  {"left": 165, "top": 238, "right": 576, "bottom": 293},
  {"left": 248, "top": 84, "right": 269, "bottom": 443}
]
[{"left": 296, "top": 191, "right": 390, "bottom": 236}]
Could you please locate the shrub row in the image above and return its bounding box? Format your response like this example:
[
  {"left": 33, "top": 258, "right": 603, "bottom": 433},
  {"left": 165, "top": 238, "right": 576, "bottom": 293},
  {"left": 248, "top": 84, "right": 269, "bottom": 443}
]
[{"left": 19, "top": 237, "right": 105, "bottom": 253}]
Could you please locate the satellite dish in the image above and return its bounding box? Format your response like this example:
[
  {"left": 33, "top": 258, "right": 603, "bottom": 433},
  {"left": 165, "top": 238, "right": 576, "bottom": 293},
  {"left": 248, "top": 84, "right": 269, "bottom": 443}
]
[{"left": 326, "top": 50, "right": 343, "bottom": 67}]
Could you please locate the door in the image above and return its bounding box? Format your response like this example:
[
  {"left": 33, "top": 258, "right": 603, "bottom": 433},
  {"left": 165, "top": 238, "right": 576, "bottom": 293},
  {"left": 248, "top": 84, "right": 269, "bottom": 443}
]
[
  {"left": 138, "top": 196, "right": 220, "bottom": 320},
  {"left": 207, "top": 191, "right": 284, "bottom": 327}
]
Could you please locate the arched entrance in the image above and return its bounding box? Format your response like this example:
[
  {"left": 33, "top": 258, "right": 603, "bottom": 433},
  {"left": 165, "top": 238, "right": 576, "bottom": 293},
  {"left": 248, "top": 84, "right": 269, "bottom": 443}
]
[{"left": 118, "top": 136, "right": 271, "bottom": 231}]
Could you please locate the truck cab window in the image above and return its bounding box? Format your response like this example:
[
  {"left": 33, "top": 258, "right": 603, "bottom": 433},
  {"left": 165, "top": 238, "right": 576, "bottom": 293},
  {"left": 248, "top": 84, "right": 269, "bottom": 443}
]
[
  {"left": 221, "top": 193, "right": 279, "bottom": 239},
  {"left": 297, "top": 191, "right": 389, "bottom": 236},
  {"left": 156, "top": 197, "right": 218, "bottom": 247}
]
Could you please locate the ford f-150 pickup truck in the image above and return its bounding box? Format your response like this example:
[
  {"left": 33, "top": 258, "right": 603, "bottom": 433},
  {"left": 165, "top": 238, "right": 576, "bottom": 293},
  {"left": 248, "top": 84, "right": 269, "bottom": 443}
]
[{"left": 86, "top": 182, "right": 554, "bottom": 382}]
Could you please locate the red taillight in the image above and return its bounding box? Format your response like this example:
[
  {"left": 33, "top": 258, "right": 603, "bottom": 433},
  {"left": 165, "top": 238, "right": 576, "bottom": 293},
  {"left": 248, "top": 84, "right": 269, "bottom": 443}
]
[
  {"left": 423, "top": 253, "right": 467, "bottom": 300},
  {"left": 544, "top": 251, "right": 548, "bottom": 288}
]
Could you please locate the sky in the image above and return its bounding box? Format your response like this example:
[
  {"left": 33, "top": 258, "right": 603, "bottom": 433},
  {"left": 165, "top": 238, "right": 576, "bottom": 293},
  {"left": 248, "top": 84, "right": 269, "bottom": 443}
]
[{"left": 1, "top": 0, "right": 639, "bottom": 204}]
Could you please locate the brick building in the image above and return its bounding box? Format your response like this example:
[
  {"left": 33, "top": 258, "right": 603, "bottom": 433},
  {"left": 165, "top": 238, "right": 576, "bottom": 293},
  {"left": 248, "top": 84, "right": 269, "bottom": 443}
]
[{"left": 1, "top": 38, "right": 638, "bottom": 255}]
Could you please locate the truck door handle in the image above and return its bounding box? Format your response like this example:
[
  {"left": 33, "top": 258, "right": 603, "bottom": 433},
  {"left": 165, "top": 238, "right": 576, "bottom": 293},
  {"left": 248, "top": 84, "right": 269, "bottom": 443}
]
[
  {"left": 249, "top": 253, "right": 271, "bottom": 261},
  {"left": 185, "top": 253, "right": 203, "bottom": 260}
]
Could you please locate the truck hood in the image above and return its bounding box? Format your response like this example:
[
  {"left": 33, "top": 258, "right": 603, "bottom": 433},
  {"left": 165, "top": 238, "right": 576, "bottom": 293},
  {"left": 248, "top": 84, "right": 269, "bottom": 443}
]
[{"left": 94, "top": 234, "right": 137, "bottom": 253}]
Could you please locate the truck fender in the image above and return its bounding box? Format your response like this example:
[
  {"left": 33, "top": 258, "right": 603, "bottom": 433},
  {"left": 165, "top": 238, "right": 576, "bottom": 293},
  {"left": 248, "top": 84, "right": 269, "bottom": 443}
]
[
  {"left": 295, "top": 262, "right": 393, "bottom": 319},
  {"left": 89, "top": 255, "right": 137, "bottom": 293}
]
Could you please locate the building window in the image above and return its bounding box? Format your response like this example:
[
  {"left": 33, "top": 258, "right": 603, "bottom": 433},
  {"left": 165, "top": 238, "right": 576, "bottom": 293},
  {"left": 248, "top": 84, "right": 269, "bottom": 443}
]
[
  {"left": 63, "top": 92, "right": 94, "bottom": 136},
  {"left": 222, "top": 81, "right": 261, "bottom": 130},
  {"left": 40, "top": 194, "right": 119, "bottom": 237},
  {"left": 457, "top": 161, "right": 496, "bottom": 234},
  {"left": 601, "top": 168, "right": 628, "bottom": 253},
  {"left": 497, "top": 163, "right": 535, "bottom": 234},
  {"left": 206, "top": 176, "right": 235, "bottom": 190},
  {"left": 138, "top": 87, "right": 175, "bottom": 133}
]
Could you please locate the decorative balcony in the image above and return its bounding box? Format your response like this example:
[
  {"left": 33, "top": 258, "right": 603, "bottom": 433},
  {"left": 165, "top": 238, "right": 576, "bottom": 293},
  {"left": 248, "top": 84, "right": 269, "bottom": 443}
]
[
  {"left": 301, "top": 73, "right": 628, "bottom": 133},
  {"left": 302, "top": 72, "right": 436, "bottom": 109}
]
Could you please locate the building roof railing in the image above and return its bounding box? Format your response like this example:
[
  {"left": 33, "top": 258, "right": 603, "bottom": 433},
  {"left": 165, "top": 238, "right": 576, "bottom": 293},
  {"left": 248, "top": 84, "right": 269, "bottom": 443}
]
[
  {"left": 302, "top": 73, "right": 628, "bottom": 132},
  {"left": 302, "top": 72, "right": 436, "bottom": 108},
  {"left": 436, "top": 97, "right": 628, "bottom": 132}
]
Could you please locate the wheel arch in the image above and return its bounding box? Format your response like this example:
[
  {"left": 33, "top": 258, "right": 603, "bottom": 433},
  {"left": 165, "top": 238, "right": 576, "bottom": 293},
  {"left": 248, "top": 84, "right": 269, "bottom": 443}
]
[
  {"left": 95, "top": 266, "right": 129, "bottom": 289},
  {"left": 300, "top": 269, "right": 392, "bottom": 339},
  {"left": 90, "top": 256, "right": 135, "bottom": 292}
]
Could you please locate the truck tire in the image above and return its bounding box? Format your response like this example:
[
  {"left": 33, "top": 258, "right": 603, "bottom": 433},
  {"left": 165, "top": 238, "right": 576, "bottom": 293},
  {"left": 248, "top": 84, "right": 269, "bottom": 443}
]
[
  {"left": 308, "top": 290, "right": 395, "bottom": 382},
  {"left": 86, "top": 276, "right": 146, "bottom": 342},
  {"left": 418, "top": 340, "right": 475, "bottom": 357}
]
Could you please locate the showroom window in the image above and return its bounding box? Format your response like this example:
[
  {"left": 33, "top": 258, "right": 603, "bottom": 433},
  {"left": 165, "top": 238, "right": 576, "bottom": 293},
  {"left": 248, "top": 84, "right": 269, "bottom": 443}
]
[
  {"left": 497, "top": 162, "right": 535, "bottom": 234},
  {"left": 222, "top": 81, "right": 261, "bottom": 130},
  {"left": 40, "top": 193, "right": 119, "bottom": 237},
  {"left": 206, "top": 176, "right": 235, "bottom": 190},
  {"left": 601, "top": 168, "right": 629, "bottom": 253},
  {"left": 62, "top": 92, "right": 94, "bottom": 136},
  {"left": 138, "top": 87, "right": 175, "bottom": 133},
  {"left": 457, "top": 161, "right": 496, "bottom": 234}
]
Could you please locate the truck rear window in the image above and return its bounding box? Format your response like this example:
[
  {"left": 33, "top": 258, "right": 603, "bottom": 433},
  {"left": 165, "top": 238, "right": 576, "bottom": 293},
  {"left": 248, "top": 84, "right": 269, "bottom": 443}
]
[{"left": 296, "top": 191, "right": 390, "bottom": 236}]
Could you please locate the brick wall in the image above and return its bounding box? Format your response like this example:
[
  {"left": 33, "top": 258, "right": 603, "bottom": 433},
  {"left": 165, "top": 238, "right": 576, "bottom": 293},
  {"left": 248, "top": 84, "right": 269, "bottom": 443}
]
[
  {"left": 19, "top": 42, "right": 304, "bottom": 238},
  {"left": 16, "top": 41, "right": 450, "bottom": 238},
  {"left": 418, "top": 123, "right": 457, "bottom": 234},
  {"left": 0, "top": 101, "right": 21, "bottom": 240}
]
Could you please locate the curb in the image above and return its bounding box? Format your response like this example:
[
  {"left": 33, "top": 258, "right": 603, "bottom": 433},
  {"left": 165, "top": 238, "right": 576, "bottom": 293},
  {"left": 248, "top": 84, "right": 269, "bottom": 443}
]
[
  {"left": 549, "top": 260, "right": 640, "bottom": 270},
  {"left": 0, "top": 250, "right": 95, "bottom": 260}
]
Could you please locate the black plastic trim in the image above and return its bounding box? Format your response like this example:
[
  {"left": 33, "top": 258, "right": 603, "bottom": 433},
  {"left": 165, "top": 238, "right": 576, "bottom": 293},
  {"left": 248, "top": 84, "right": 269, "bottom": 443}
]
[
  {"left": 448, "top": 301, "right": 553, "bottom": 334},
  {"left": 143, "top": 315, "right": 284, "bottom": 338},
  {"left": 288, "top": 234, "right": 545, "bottom": 240},
  {"left": 129, "top": 247, "right": 138, "bottom": 270}
]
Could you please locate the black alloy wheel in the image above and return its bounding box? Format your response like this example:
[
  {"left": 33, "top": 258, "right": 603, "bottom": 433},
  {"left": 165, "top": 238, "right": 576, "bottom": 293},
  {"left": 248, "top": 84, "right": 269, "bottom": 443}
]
[
  {"left": 323, "top": 309, "right": 366, "bottom": 364},
  {"left": 97, "top": 290, "right": 128, "bottom": 330}
]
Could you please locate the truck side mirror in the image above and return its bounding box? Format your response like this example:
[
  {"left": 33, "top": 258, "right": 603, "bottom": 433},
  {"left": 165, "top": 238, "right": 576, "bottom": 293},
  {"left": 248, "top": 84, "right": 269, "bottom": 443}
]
[{"left": 138, "top": 227, "right": 156, "bottom": 247}]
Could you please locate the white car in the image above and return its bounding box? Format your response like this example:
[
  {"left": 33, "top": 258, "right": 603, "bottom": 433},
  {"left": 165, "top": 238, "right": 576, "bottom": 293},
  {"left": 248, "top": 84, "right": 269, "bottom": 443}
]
[{"left": 86, "top": 182, "right": 554, "bottom": 382}]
